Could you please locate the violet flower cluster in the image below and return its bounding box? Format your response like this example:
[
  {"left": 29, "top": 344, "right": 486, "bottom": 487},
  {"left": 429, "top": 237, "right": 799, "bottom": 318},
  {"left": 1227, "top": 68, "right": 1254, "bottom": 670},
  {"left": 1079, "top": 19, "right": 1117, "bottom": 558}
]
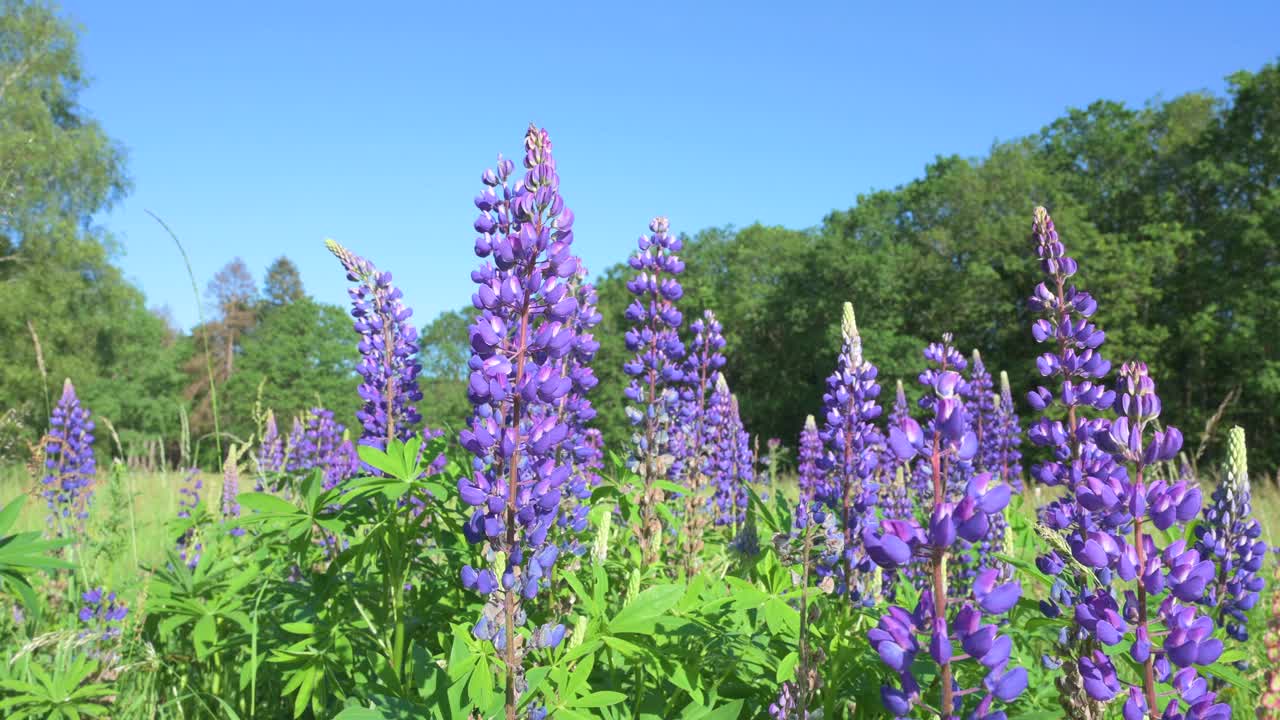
[
  {"left": 707, "top": 377, "right": 753, "bottom": 529},
  {"left": 286, "top": 409, "right": 357, "bottom": 491},
  {"left": 993, "top": 371, "right": 1023, "bottom": 492},
  {"left": 78, "top": 587, "right": 128, "bottom": 662},
  {"left": 1195, "top": 426, "right": 1265, "bottom": 643},
  {"left": 553, "top": 268, "right": 602, "bottom": 542},
  {"left": 257, "top": 410, "right": 284, "bottom": 488},
  {"left": 222, "top": 447, "right": 244, "bottom": 537},
  {"left": 176, "top": 467, "right": 203, "bottom": 568},
  {"left": 622, "top": 215, "right": 687, "bottom": 561},
  {"left": 1026, "top": 207, "right": 1228, "bottom": 720},
  {"left": 457, "top": 126, "right": 584, "bottom": 703},
  {"left": 816, "top": 302, "right": 884, "bottom": 604},
  {"left": 674, "top": 309, "right": 727, "bottom": 570},
  {"left": 673, "top": 309, "right": 727, "bottom": 486},
  {"left": 864, "top": 354, "right": 1024, "bottom": 719},
  {"left": 42, "top": 379, "right": 96, "bottom": 533},
  {"left": 326, "top": 238, "right": 425, "bottom": 452}
]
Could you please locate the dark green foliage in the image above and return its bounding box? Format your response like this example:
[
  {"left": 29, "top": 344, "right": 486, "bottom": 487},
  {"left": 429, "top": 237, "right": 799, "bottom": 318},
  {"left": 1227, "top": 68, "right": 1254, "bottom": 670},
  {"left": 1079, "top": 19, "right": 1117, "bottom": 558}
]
[
  {"left": 417, "top": 308, "right": 473, "bottom": 433},
  {"left": 223, "top": 298, "right": 360, "bottom": 441}
]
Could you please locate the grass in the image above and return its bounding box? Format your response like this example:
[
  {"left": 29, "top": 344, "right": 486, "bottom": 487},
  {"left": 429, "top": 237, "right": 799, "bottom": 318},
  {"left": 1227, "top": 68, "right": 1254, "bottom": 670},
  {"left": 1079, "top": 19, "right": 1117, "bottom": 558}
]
[{"left": 0, "top": 464, "right": 222, "bottom": 597}]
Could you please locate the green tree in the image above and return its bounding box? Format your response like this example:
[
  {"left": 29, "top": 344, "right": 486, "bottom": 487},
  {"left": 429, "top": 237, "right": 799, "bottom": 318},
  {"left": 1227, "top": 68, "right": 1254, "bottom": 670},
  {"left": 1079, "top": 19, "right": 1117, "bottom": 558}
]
[
  {"left": 222, "top": 298, "right": 358, "bottom": 440},
  {"left": 263, "top": 255, "right": 306, "bottom": 306},
  {"left": 417, "top": 308, "right": 471, "bottom": 431},
  {"left": 0, "top": 0, "right": 183, "bottom": 456}
]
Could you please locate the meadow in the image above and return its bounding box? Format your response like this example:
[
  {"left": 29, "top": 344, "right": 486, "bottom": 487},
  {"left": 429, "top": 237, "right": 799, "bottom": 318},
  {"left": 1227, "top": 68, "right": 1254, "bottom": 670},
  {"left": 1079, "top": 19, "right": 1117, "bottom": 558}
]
[{"left": 2, "top": 120, "right": 1279, "bottom": 720}]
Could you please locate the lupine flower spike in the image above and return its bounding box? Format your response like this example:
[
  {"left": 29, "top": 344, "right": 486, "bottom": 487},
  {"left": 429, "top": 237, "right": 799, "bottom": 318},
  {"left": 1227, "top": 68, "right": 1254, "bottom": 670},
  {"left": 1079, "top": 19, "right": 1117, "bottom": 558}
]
[
  {"left": 326, "top": 238, "right": 425, "bottom": 452},
  {"left": 817, "top": 302, "right": 884, "bottom": 605},
  {"left": 676, "top": 309, "right": 726, "bottom": 575},
  {"left": 457, "top": 125, "right": 584, "bottom": 720},
  {"left": 41, "top": 379, "right": 96, "bottom": 535},
  {"left": 622, "top": 215, "right": 687, "bottom": 564},
  {"left": 1028, "top": 207, "right": 1227, "bottom": 720},
  {"left": 865, "top": 353, "right": 1025, "bottom": 719},
  {"left": 222, "top": 445, "right": 244, "bottom": 537},
  {"left": 1195, "top": 427, "right": 1264, "bottom": 645}
]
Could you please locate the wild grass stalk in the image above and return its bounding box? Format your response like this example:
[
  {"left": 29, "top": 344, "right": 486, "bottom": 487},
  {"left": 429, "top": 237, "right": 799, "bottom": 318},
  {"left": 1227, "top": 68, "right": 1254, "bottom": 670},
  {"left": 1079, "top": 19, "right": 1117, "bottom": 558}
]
[{"left": 147, "top": 210, "right": 222, "bottom": 462}]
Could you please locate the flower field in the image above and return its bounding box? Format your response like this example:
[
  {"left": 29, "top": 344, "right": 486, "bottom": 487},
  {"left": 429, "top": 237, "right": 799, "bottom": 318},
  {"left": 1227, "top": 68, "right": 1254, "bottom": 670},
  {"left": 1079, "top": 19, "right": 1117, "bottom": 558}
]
[{"left": 2, "top": 121, "right": 1279, "bottom": 720}]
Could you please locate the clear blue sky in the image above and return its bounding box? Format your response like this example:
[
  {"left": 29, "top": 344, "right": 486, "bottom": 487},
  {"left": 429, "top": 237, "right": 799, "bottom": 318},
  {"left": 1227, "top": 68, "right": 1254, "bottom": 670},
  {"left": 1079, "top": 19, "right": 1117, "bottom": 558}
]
[{"left": 62, "top": 1, "right": 1280, "bottom": 330}]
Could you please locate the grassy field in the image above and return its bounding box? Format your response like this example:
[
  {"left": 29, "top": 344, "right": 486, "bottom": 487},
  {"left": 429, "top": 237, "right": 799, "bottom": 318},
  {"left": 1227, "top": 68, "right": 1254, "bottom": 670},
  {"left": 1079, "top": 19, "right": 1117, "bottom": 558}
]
[
  {"left": 5, "top": 456, "right": 1278, "bottom": 602},
  {"left": 0, "top": 464, "right": 219, "bottom": 595}
]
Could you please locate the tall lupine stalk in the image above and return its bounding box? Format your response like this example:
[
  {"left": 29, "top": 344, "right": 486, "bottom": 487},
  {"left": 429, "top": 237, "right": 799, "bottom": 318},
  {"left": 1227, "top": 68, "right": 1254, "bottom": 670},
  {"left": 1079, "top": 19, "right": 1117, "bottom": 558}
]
[
  {"left": 993, "top": 371, "right": 1023, "bottom": 492},
  {"left": 866, "top": 367, "right": 1025, "bottom": 719},
  {"left": 1023, "top": 206, "right": 1122, "bottom": 719},
  {"left": 325, "top": 238, "right": 425, "bottom": 452},
  {"left": 457, "top": 125, "right": 582, "bottom": 720},
  {"left": 880, "top": 380, "right": 919, "bottom": 596},
  {"left": 964, "top": 350, "right": 1008, "bottom": 582},
  {"left": 176, "top": 467, "right": 203, "bottom": 568},
  {"left": 221, "top": 446, "right": 244, "bottom": 537},
  {"left": 1027, "top": 208, "right": 1226, "bottom": 720},
  {"left": 770, "top": 415, "right": 842, "bottom": 720},
  {"left": 256, "top": 410, "right": 284, "bottom": 490},
  {"left": 1195, "top": 427, "right": 1264, "bottom": 645},
  {"left": 622, "top": 216, "right": 686, "bottom": 564},
  {"left": 1099, "top": 363, "right": 1226, "bottom": 719},
  {"left": 816, "top": 302, "right": 884, "bottom": 605},
  {"left": 42, "top": 379, "right": 96, "bottom": 536},
  {"left": 676, "top": 310, "right": 727, "bottom": 575},
  {"left": 552, "top": 268, "right": 602, "bottom": 547},
  {"left": 728, "top": 393, "right": 755, "bottom": 531},
  {"left": 968, "top": 351, "right": 996, "bottom": 476}
]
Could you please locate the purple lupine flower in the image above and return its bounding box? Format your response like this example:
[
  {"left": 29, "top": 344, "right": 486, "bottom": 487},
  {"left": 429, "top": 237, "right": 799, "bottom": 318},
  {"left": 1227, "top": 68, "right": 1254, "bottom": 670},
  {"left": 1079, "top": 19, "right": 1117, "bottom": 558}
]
[
  {"left": 325, "top": 438, "right": 360, "bottom": 492},
  {"left": 221, "top": 447, "right": 244, "bottom": 537},
  {"left": 769, "top": 681, "right": 810, "bottom": 720},
  {"left": 796, "top": 415, "right": 824, "bottom": 526},
  {"left": 326, "top": 238, "right": 425, "bottom": 452},
  {"left": 456, "top": 126, "right": 581, "bottom": 707},
  {"left": 994, "top": 371, "right": 1024, "bottom": 492},
  {"left": 78, "top": 587, "right": 128, "bottom": 662},
  {"left": 622, "top": 215, "right": 687, "bottom": 563},
  {"left": 41, "top": 379, "right": 96, "bottom": 534},
  {"left": 285, "top": 408, "right": 356, "bottom": 491},
  {"left": 553, "top": 268, "right": 602, "bottom": 543},
  {"left": 962, "top": 350, "right": 1009, "bottom": 583},
  {"left": 969, "top": 350, "right": 997, "bottom": 476},
  {"left": 672, "top": 309, "right": 727, "bottom": 485},
  {"left": 731, "top": 394, "right": 755, "bottom": 522},
  {"left": 256, "top": 410, "right": 284, "bottom": 490},
  {"left": 176, "top": 467, "right": 203, "bottom": 568},
  {"left": 707, "top": 376, "right": 736, "bottom": 525},
  {"left": 673, "top": 309, "right": 727, "bottom": 574},
  {"left": 816, "top": 302, "right": 884, "bottom": 605},
  {"left": 1026, "top": 207, "right": 1225, "bottom": 718},
  {"left": 864, "top": 352, "right": 1023, "bottom": 718},
  {"left": 1195, "top": 426, "right": 1265, "bottom": 644}
]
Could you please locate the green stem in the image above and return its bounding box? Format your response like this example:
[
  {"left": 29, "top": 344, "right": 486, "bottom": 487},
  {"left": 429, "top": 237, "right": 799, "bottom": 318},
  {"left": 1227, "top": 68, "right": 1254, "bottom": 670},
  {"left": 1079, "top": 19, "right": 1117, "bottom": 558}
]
[{"left": 147, "top": 210, "right": 222, "bottom": 462}]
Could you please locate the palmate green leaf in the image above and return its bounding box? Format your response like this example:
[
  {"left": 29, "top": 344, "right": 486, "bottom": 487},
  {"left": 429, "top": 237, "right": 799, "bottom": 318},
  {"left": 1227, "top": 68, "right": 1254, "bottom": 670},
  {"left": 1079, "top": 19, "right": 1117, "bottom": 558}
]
[
  {"left": 608, "top": 584, "right": 684, "bottom": 634},
  {"left": 762, "top": 596, "right": 800, "bottom": 637},
  {"left": 237, "top": 492, "right": 303, "bottom": 516}
]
